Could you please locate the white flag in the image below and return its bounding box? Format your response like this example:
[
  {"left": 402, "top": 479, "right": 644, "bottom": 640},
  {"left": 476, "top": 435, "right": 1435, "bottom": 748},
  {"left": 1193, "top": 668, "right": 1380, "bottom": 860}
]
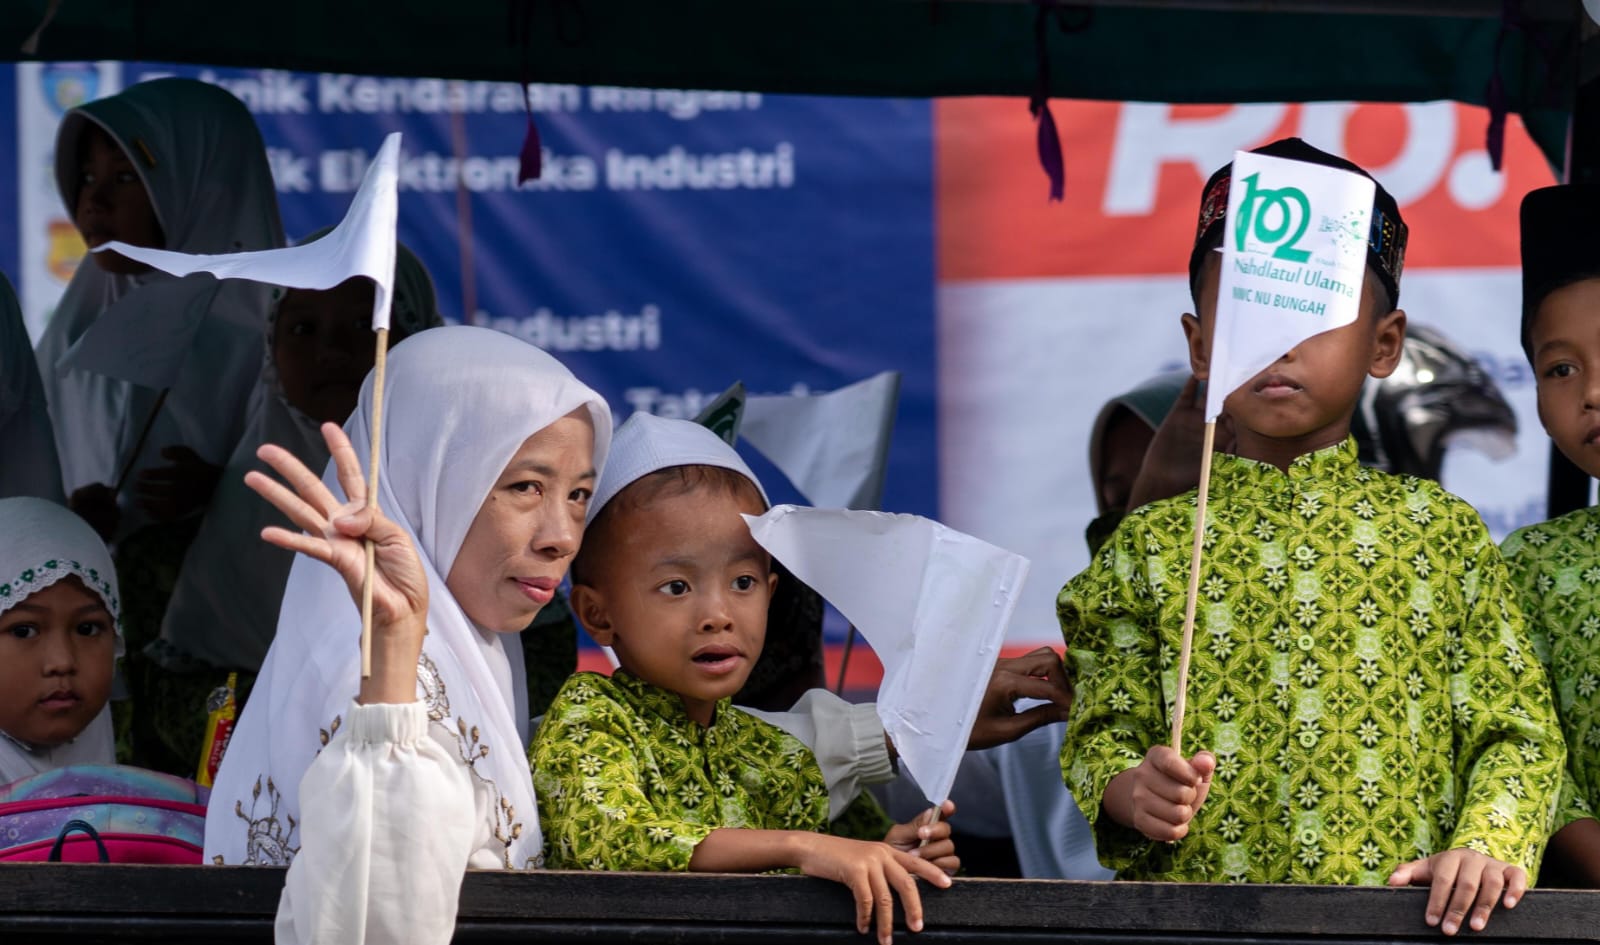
[
  {"left": 741, "top": 371, "right": 899, "bottom": 510},
  {"left": 1205, "top": 150, "right": 1376, "bottom": 420},
  {"left": 744, "top": 504, "right": 1029, "bottom": 808},
  {"left": 75, "top": 132, "right": 402, "bottom": 389}
]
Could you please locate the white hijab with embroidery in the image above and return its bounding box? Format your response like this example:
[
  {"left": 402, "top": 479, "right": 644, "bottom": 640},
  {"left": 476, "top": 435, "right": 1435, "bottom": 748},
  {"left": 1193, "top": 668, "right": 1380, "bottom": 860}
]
[
  {"left": 204, "top": 326, "right": 611, "bottom": 870},
  {"left": 152, "top": 238, "right": 445, "bottom": 673},
  {"left": 36, "top": 77, "right": 283, "bottom": 526},
  {"left": 0, "top": 497, "right": 122, "bottom": 785}
]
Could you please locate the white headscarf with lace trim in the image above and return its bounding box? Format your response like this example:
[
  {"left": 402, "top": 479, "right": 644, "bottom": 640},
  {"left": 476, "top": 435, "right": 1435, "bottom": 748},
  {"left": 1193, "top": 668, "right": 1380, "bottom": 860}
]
[{"left": 0, "top": 497, "right": 122, "bottom": 784}]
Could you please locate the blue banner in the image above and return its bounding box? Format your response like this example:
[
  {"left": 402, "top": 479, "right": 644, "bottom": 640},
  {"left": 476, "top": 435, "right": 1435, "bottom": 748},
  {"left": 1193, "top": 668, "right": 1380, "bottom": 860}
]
[
  {"left": 7, "top": 64, "right": 936, "bottom": 524},
  {"left": 170, "top": 66, "right": 937, "bottom": 523}
]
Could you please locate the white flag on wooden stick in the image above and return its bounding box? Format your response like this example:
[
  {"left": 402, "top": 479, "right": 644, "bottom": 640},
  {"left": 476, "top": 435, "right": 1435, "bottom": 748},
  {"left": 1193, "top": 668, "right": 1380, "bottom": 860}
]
[
  {"left": 1173, "top": 150, "right": 1377, "bottom": 753},
  {"left": 744, "top": 504, "right": 1028, "bottom": 808},
  {"left": 91, "top": 132, "right": 401, "bottom": 334},
  {"left": 93, "top": 133, "right": 404, "bottom": 677}
]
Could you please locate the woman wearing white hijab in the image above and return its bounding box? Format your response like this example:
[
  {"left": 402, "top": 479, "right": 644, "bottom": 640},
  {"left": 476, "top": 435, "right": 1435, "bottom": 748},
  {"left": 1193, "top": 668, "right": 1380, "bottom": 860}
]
[
  {"left": 37, "top": 77, "right": 283, "bottom": 536},
  {"left": 0, "top": 497, "right": 121, "bottom": 784},
  {"left": 206, "top": 326, "right": 611, "bottom": 944},
  {"left": 0, "top": 275, "right": 63, "bottom": 503}
]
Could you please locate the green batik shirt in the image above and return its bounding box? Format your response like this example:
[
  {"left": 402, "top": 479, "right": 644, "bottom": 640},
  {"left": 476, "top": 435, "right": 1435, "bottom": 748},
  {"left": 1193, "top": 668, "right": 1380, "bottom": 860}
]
[
  {"left": 532, "top": 670, "right": 892, "bottom": 871},
  {"left": 1059, "top": 438, "right": 1564, "bottom": 885},
  {"left": 1501, "top": 505, "right": 1600, "bottom": 833}
]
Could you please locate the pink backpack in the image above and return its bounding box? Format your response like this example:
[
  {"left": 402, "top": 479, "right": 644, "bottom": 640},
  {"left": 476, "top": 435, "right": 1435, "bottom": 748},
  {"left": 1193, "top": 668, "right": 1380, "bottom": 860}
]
[{"left": 0, "top": 764, "right": 208, "bottom": 863}]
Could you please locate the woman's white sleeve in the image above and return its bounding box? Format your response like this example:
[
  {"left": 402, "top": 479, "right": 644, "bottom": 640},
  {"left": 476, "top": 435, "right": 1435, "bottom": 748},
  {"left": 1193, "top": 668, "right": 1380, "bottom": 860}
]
[
  {"left": 743, "top": 689, "right": 894, "bottom": 819},
  {"left": 275, "top": 700, "right": 478, "bottom": 945}
]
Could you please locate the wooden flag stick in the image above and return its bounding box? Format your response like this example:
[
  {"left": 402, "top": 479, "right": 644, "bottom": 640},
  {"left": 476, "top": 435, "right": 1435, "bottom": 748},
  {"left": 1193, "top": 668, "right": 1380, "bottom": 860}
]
[
  {"left": 1170, "top": 420, "right": 1217, "bottom": 756},
  {"left": 918, "top": 805, "right": 943, "bottom": 850},
  {"left": 359, "top": 327, "right": 390, "bottom": 679}
]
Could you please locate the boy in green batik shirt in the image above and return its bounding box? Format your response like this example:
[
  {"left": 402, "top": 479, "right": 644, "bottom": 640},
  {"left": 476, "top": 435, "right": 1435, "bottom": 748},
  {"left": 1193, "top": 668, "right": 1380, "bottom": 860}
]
[
  {"left": 1499, "top": 183, "right": 1600, "bottom": 888},
  {"left": 531, "top": 415, "right": 956, "bottom": 945},
  {"left": 1059, "top": 139, "right": 1564, "bottom": 936}
]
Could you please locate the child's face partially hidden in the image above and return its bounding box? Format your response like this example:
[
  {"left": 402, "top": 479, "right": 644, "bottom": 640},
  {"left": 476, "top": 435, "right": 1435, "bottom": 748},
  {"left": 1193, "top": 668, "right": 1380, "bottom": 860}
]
[
  {"left": 0, "top": 577, "right": 115, "bottom": 749},
  {"left": 74, "top": 124, "right": 163, "bottom": 275},
  {"left": 1097, "top": 408, "right": 1156, "bottom": 514},
  {"left": 273, "top": 278, "right": 380, "bottom": 424},
  {"left": 577, "top": 482, "right": 776, "bottom": 727},
  {"left": 1183, "top": 255, "right": 1405, "bottom": 468},
  {"left": 1531, "top": 279, "right": 1600, "bottom": 478}
]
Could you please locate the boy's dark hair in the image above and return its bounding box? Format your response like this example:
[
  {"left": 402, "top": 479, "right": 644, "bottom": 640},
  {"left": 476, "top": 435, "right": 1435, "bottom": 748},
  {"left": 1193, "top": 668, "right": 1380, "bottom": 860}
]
[
  {"left": 1520, "top": 183, "right": 1600, "bottom": 365},
  {"left": 570, "top": 464, "right": 766, "bottom": 587},
  {"left": 1188, "top": 137, "right": 1407, "bottom": 315}
]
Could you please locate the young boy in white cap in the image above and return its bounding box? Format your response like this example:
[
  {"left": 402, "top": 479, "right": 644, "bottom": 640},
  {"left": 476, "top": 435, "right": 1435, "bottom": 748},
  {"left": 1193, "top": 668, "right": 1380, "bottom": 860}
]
[{"left": 531, "top": 414, "right": 956, "bottom": 945}]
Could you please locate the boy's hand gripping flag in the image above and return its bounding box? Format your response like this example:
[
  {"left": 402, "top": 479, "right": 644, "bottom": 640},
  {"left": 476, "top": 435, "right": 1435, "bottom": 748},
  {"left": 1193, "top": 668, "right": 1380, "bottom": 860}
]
[
  {"left": 744, "top": 505, "right": 1030, "bottom": 811},
  {"left": 90, "top": 133, "right": 404, "bottom": 678},
  {"left": 1172, "top": 151, "right": 1374, "bottom": 753}
]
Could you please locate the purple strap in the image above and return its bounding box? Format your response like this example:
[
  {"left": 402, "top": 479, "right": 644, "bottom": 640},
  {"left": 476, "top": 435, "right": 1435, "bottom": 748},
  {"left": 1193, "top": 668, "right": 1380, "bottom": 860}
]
[
  {"left": 1030, "top": 3, "right": 1065, "bottom": 202},
  {"left": 509, "top": 1, "right": 543, "bottom": 184},
  {"left": 1486, "top": 0, "right": 1558, "bottom": 172},
  {"left": 1485, "top": 0, "right": 1515, "bottom": 171},
  {"left": 1033, "top": 101, "right": 1065, "bottom": 201},
  {"left": 519, "top": 104, "right": 544, "bottom": 184}
]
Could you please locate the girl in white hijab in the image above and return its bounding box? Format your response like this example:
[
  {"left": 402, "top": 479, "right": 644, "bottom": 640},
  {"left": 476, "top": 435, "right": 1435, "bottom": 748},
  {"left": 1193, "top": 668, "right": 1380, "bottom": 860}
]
[
  {"left": 152, "top": 238, "right": 445, "bottom": 677},
  {"left": 37, "top": 77, "right": 283, "bottom": 538},
  {"left": 205, "top": 326, "right": 611, "bottom": 945},
  {"left": 0, "top": 498, "right": 121, "bottom": 785},
  {"left": 0, "top": 275, "right": 63, "bottom": 503}
]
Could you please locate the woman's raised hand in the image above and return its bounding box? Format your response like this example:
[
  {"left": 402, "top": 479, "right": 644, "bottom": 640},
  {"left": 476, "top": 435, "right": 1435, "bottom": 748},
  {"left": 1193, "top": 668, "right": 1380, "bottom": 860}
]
[{"left": 244, "top": 422, "right": 430, "bottom": 703}]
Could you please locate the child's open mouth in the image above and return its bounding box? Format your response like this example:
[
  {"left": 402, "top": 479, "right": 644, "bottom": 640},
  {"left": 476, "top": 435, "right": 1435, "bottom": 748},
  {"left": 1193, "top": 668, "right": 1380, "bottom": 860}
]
[{"left": 691, "top": 646, "right": 743, "bottom": 675}]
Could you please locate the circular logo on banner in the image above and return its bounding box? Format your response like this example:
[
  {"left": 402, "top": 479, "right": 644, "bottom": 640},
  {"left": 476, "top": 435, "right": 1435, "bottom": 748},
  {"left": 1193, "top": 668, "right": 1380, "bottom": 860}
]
[{"left": 38, "top": 63, "right": 98, "bottom": 117}]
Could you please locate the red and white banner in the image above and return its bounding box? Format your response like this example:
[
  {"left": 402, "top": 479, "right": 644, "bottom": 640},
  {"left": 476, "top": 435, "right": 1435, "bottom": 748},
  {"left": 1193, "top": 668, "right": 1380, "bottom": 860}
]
[{"left": 935, "top": 99, "right": 1556, "bottom": 645}]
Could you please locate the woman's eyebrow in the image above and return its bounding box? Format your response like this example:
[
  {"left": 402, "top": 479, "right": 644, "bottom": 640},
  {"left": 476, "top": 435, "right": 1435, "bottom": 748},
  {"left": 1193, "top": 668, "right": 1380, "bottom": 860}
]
[{"left": 504, "top": 461, "right": 596, "bottom": 482}]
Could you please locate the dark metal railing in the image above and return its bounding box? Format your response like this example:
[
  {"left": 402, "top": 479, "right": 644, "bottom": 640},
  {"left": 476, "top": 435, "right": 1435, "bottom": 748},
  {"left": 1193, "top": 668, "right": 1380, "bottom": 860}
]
[{"left": 3, "top": 864, "right": 1600, "bottom": 943}]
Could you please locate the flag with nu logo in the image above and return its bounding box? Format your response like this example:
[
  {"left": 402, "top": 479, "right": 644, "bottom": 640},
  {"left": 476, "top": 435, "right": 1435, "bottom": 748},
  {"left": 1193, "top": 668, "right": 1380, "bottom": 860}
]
[{"left": 1205, "top": 151, "right": 1376, "bottom": 421}]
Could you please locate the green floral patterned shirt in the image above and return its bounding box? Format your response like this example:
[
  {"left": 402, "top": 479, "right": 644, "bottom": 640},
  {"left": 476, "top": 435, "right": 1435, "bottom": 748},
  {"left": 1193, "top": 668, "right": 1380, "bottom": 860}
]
[
  {"left": 1059, "top": 438, "right": 1564, "bottom": 884},
  {"left": 1502, "top": 506, "right": 1600, "bottom": 832},
  {"left": 532, "top": 670, "right": 891, "bottom": 871}
]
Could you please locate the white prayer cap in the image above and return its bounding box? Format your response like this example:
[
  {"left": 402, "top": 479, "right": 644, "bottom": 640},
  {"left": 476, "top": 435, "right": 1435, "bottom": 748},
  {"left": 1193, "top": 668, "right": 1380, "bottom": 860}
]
[{"left": 589, "top": 413, "right": 768, "bottom": 525}]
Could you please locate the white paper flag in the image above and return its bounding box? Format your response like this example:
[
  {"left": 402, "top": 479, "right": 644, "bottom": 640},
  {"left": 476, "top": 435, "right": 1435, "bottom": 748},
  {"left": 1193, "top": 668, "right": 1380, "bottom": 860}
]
[
  {"left": 744, "top": 504, "right": 1029, "bottom": 808},
  {"left": 741, "top": 371, "right": 899, "bottom": 510},
  {"left": 90, "top": 132, "right": 401, "bottom": 341},
  {"left": 1205, "top": 150, "right": 1376, "bottom": 420}
]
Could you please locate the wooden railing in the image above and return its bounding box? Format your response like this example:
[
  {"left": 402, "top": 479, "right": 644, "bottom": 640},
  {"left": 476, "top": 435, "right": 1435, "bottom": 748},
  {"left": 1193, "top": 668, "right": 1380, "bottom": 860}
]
[{"left": 3, "top": 864, "right": 1600, "bottom": 943}]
